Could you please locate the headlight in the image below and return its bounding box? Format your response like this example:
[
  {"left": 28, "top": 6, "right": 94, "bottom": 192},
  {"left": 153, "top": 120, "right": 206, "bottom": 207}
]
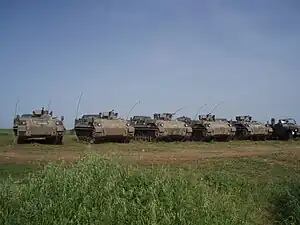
[
  {"left": 228, "top": 124, "right": 232, "bottom": 127},
  {"left": 126, "top": 123, "right": 130, "bottom": 126},
  {"left": 159, "top": 123, "right": 164, "bottom": 127},
  {"left": 20, "top": 121, "right": 26, "bottom": 125},
  {"left": 56, "top": 121, "right": 62, "bottom": 125},
  {"left": 205, "top": 123, "right": 210, "bottom": 127},
  {"left": 94, "top": 122, "right": 101, "bottom": 127},
  {"left": 295, "top": 129, "right": 298, "bottom": 132},
  {"left": 184, "top": 123, "right": 188, "bottom": 127}
]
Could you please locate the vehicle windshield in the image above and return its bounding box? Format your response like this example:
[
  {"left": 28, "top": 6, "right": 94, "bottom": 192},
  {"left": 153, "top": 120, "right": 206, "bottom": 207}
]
[
  {"left": 251, "top": 121, "right": 263, "bottom": 125},
  {"left": 133, "top": 116, "right": 151, "bottom": 120},
  {"left": 280, "top": 118, "right": 296, "bottom": 124},
  {"left": 154, "top": 113, "right": 173, "bottom": 120},
  {"left": 215, "top": 118, "right": 228, "bottom": 122},
  {"left": 82, "top": 114, "right": 99, "bottom": 118},
  {"left": 21, "top": 114, "right": 32, "bottom": 118}
]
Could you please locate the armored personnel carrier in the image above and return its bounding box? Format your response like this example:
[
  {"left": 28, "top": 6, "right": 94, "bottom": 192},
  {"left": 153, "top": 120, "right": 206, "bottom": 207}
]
[
  {"left": 176, "top": 116, "right": 192, "bottom": 124},
  {"left": 190, "top": 114, "right": 236, "bottom": 141},
  {"left": 74, "top": 110, "right": 135, "bottom": 143},
  {"left": 13, "top": 107, "right": 65, "bottom": 144},
  {"left": 231, "top": 115, "right": 273, "bottom": 140},
  {"left": 270, "top": 118, "right": 300, "bottom": 140},
  {"left": 130, "top": 113, "right": 192, "bottom": 141},
  {"left": 129, "top": 116, "right": 153, "bottom": 141}
]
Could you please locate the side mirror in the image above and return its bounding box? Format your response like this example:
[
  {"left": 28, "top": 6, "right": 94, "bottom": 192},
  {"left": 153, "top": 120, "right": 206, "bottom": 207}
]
[{"left": 61, "top": 116, "right": 64, "bottom": 121}]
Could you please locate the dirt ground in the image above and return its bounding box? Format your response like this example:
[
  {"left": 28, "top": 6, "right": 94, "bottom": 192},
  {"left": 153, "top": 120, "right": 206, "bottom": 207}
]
[{"left": 1, "top": 141, "right": 299, "bottom": 165}]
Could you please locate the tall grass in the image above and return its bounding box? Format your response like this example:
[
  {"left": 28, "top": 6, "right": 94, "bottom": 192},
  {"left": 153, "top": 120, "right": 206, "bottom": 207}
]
[{"left": 0, "top": 154, "right": 299, "bottom": 225}]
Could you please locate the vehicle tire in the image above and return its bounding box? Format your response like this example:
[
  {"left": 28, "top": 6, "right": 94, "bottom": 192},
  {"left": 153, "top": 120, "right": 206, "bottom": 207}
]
[
  {"left": 224, "top": 136, "right": 232, "bottom": 142},
  {"left": 260, "top": 135, "right": 267, "bottom": 141},
  {"left": 242, "top": 129, "right": 249, "bottom": 140},
  {"left": 54, "top": 136, "right": 63, "bottom": 145},
  {"left": 123, "top": 138, "right": 131, "bottom": 143},
  {"left": 286, "top": 131, "right": 294, "bottom": 141},
  {"left": 16, "top": 136, "right": 24, "bottom": 144}
]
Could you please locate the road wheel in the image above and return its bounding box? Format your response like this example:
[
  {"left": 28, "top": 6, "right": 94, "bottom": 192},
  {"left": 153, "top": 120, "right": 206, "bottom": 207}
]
[{"left": 88, "top": 130, "right": 96, "bottom": 144}]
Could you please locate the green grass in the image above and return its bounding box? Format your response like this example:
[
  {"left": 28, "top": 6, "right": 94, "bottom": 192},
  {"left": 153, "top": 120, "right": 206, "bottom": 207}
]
[
  {"left": 0, "top": 132, "right": 300, "bottom": 224},
  {"left": 0, "top": 163, "right": 41, "bottom": 181},
  {"left": 0, "top": 153, "right": 300, "bottom": 225}
]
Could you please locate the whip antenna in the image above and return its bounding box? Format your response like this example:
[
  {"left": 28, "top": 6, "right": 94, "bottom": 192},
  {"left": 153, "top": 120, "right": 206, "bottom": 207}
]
[
  {"left": 75, "top": 92, "right": 83, "bottom": 119},
  {"left": 47, "top": 100, "right": 51, "bottom": 111},
  {"left": 173, "top": 106, "right": 187, "bottom": 115},
  {"left": 126, "top": 100, "right": 141, "bottom": 120},
  {"left": 14, "top": 99, "right": 19, "bottom": 116},
  {"left": 209, "top": 101, "right": 224, "bottom": 115},
  {"left": 193, "top": 103, "right": 207, "bottom": 120}
]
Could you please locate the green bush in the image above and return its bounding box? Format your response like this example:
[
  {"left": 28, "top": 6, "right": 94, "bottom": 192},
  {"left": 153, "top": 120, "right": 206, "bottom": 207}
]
[
  {"left": 0, "top": 154, "right": 299, "bottom": 225},
  {"left": 270, "top": 182, "right": 300, "bottom": 225}
]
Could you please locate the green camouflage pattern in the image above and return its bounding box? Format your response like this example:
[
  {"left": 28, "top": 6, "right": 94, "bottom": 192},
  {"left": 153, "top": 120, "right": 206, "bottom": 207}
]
[
  {"left": 130, "top": 113, "right": 192, "bottom": 141},
  {"left": 232, "top": 115, "right": 273, "bottom": 140},
  {"left": 74, "top": 110, "right": 134, "bottom": 143},
  {"left": 190, "top": 114, "right": 236, "bottom": 141},
  {"left": 13, "top": 107, "right": 65, "bottom": 144}
]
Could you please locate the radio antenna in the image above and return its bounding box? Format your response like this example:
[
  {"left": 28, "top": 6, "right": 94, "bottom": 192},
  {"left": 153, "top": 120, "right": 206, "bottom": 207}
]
[
  {"left": 209, "top": 101, "right": 224, "bottom": 115},
  {"left": 193, "top": 103, "right": 207, "bottom": 120},
  {"left": 75, "top": 92, "right": 83, "bottom": 119},
  {"left": 14, "top": 99, "right": 19, "bottom": 116},
  {"left": 173, "top": 106, "right": 187, "bottom": 115},
  {"left": 126, "top": 100, "right": 141, "bottom": 120},
  {"left": 47, "top": 100, "right": 51, "bottom": 111}
]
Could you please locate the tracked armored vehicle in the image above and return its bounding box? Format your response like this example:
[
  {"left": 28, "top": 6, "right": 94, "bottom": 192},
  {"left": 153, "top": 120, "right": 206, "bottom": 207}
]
[
  {"left": 190, "top": 114, "right": 236, "bottom": 141},
  {"left": 129, "top": 116, "right": 153, "bottom": 141},
  {"left": 130, "top": 113, "right": 192, "bottom": 141},
  {"left": 231, "top": 115, "right": 273, "bottom": 140},
  {"left": 176, "top": 116, "right": 192, "bottom": 124},
  {"left": 74, "top": 110, "right": 135, "bottom": 143},
  {"left": 13, "top": 108, "right": 65, "bottom": 144},
  {"left": 270, "top": 118, "right": 300, "bottom": 140}
]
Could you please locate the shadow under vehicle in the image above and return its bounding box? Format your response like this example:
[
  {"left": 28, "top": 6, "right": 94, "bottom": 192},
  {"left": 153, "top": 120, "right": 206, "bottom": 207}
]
[
  {"left": 74, "top": 110, "right": 135, "bottom": 143},
  {"left": 13, "top": 107, "right": 65, "bottom": 144},
  {"left": 270, "top": 118, "right": 300, "bottom": 140},
  {"left": 231, "top": 115, "right": 273, "bottom": 140},
  {"left": 130, "top": 113, "right": 192, "bottom": 141},
  {"left": 187, "top": 114, "right": 236, "bottom": 142}
]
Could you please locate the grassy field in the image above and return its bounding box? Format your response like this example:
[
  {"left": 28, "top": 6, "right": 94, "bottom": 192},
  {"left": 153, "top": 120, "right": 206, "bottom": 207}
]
[{"left": 0, "top": 133, "right": 300, "bottom": 224}]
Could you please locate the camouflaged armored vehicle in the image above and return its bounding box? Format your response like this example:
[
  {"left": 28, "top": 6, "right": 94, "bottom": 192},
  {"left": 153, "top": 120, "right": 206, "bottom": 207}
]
[
  {"left": 189, "top": 114, "right": 236, "bottom": 141},
  {"left": 130, "top": 113, "right": 192, "bottom": 141},
  {"left": 74, "top": 110, "right": 135, "bottom": 143},
  {"left": 231, "top": 115, "right": 273, "bottom": 140},
  {"left": 270, "top": 118, "right": 300, "bottom": 140},
  {"left": 176, "top": 116, "right": 192, "bottom": 124},
  {"left": 13, "top": 107, "right": 65, "bottom": 144},
  {"left": 129, "top": 116, "right": 153, "bottom": 141}
]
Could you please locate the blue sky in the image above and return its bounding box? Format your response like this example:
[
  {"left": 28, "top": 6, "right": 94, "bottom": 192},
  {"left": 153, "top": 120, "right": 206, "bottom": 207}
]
[{"left": 0, "top": 0, "right": 299, "bottom": 128}]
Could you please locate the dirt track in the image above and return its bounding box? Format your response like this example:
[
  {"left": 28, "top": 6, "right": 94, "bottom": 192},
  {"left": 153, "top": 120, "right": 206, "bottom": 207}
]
[{"left": 1, "top": 142, "right": 299, "bottom": 165}]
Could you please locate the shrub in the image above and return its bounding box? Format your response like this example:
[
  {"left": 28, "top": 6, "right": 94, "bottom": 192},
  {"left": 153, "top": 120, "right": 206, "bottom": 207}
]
[{"left": 0, "top": 154, "right": 262, "bottom": 225}]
